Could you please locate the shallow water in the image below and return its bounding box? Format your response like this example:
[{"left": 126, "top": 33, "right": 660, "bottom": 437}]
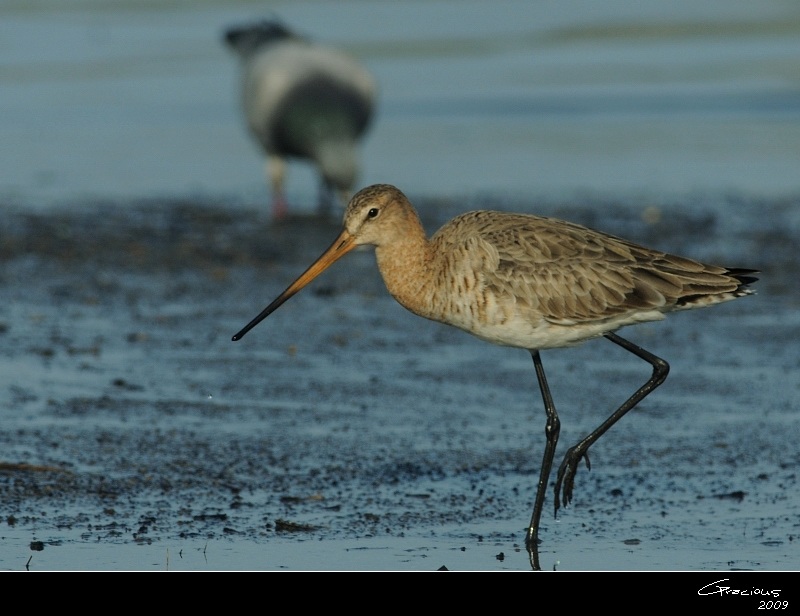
[
  {"left": 2, "top": 0, "right": 800, "bottom": 208},
  {"left": 1, "top": 194, "right": 797, "bottom": 573},
  {"left": 0, "top": 0, "right": 799, "bottom": 573}
]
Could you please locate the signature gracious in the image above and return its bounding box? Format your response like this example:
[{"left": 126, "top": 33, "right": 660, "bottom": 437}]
[{"left": 698, "top": 579, "right": 781, "bottom": 598}]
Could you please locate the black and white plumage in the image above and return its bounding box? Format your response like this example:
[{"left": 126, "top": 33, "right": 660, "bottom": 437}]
[{"left": 224, "top": 21, "right": 377, "bottom": 219}]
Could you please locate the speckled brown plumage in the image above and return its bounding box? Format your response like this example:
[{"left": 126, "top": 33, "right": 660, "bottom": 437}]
[{"left": 337, "top": 185, "right": 756, "bottom": 350}]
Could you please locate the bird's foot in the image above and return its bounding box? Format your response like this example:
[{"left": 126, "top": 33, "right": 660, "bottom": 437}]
[{"left": 553, "top": 445, "right": 592, "bottom": 515}]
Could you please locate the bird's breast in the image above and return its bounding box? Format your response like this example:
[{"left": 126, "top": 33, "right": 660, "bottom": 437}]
[{"left": 376, "top": 245, "right": 548, "bottom": 347}]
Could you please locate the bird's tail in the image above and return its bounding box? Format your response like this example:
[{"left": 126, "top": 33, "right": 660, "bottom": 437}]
[{"left": 727, "top": 268, "right": 759, "bottom": 296}]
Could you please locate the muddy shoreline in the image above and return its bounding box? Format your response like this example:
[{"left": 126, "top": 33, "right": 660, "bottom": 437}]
[{"left": 1, "top": 193, "right": 798, "bottom": 571}]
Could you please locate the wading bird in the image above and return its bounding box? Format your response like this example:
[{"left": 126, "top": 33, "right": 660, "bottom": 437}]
[
  {"left": 223, "top": 20, "right": 377, "bottom": 219},
  {"left": 232, "top": 183, "right": 758, "bottom": 569}
]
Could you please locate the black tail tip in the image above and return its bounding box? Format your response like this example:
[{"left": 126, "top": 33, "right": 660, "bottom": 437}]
[{"left": 730, "top": 268, "right": 759, "bottom": 288}]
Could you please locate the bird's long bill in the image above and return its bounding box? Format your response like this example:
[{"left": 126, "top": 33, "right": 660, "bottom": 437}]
[{"left": 232, "top": 229, "right": 358, "bottom": 341}]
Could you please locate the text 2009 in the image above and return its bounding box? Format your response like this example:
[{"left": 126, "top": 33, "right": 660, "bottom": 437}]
[{"left": 758, "top": 601, "right": 789, "bottom": 610}]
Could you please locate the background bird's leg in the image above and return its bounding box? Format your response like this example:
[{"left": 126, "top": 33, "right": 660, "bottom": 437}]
[
  {"left": 554, "top": 332, "right": 670, "bottom": 512},
  {"left": 337, "top": 188, "right": 353, "bottom": 212},
  {"left": 317, "top": 177, "right": 335, "bottom": 218},
  {"left": 525, "top": 350, "right": 561, "bottom": 571},
  {"left": 267, "top": 156, "right": 288, "bottom": 219}
]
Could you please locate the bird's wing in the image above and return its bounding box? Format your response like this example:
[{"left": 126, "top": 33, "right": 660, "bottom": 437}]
[{"left": 463, "top": 213, "right": 680, "bottom": 325}]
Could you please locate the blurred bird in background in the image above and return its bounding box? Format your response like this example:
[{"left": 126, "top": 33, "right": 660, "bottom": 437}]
[{"left": 224, "top": 20, "right": 378, "bottom": 220}]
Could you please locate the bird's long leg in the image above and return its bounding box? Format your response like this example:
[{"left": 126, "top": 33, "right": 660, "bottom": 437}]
[
  {"left": 525, "top": 350, "right": 561, "bottom": 571},
  {"left": 317, "top": 178, "right": 336, "bottom": 218},
  {"left": 554, "top": 332, "right": 670, "bottom": 513},
  {"left": 267, "top": 156, "right": 288, "bottom": 219}
]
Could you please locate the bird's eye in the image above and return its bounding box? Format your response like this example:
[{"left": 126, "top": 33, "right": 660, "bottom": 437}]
[{"left": 367, "top": 208, "right": 379, "bottom": 219}]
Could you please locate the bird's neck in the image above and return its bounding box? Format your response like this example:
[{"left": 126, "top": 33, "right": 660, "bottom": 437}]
[{"left": 374, "top": 218, "right": 437, "bottom": 318}]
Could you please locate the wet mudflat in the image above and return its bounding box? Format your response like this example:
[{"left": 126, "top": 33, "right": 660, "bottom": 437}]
[{"left": 0, "top": 192, "right": 797, "bottom": 571}]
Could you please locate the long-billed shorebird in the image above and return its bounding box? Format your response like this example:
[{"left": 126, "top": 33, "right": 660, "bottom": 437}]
[
  {"left": 223, "top": 20, "right": 377, "bottom": 219},
  {"left": 232, "top": 183, "right": 758, "bottom": 570}
]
